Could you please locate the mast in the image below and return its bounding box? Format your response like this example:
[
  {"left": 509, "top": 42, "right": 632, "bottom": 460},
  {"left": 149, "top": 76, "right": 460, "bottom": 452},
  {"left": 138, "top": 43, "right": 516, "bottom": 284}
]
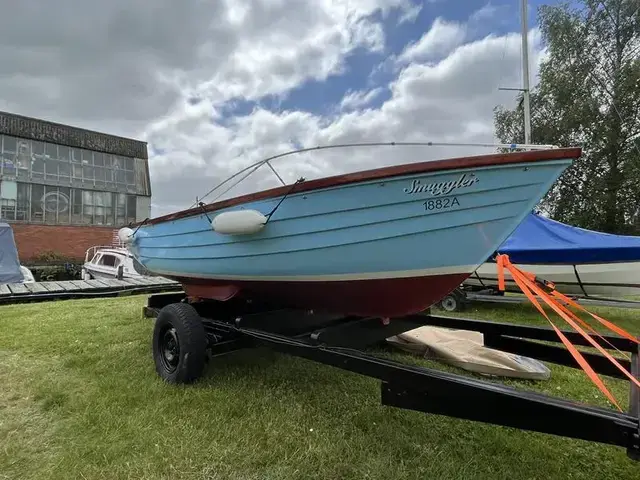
[{"left": 521, "top": 0, "right": 532, "bottom": 144}]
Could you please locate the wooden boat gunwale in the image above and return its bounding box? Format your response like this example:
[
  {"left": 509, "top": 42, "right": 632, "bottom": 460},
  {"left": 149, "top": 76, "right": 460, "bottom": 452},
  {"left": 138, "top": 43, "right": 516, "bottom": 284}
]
[{"left": 141, "top": 146, "right": 582, "bottom": 226}]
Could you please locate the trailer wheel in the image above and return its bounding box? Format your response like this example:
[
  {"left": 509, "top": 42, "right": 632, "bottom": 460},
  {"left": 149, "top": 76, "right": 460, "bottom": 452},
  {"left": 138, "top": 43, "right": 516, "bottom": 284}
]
[
  {"left": 152, "top": 302, "right": 207, "bottom": 384},
  {"left": 440, "top": 290, "right": 466, "bottom": 312}
]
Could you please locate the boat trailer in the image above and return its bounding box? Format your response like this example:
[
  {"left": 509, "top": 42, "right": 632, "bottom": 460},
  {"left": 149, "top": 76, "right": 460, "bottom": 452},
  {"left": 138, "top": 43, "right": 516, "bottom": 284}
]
[{"left": 144, "top": 291, "right": 640, "bottom": 460}]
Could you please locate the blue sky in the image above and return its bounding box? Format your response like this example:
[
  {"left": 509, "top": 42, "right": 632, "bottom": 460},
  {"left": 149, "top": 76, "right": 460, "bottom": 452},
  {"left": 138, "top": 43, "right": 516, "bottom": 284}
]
[{"left": 218, "top": 0, "right": 549, "bottom": 120}]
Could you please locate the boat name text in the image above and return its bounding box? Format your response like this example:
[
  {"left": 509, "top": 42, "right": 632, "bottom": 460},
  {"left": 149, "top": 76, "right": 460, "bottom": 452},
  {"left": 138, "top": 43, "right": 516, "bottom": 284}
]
[{"left": 404, "top": 173, "right": 479, "bottom": 196}]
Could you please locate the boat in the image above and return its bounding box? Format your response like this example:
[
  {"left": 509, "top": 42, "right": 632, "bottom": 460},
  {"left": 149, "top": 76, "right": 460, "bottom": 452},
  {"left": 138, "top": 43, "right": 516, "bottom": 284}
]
[
  {"left": 117, "top": 144, "right": 580, "bottom": 318},
  {"left": 0, "top": 222, "right": 35, "bottom": 284},
  {"left": 19, "top": 265, "right": 36, "bottom": 283},
  {"left": 81, "top": 244, "right": 153, "bottom": 281},
  {"left": 463, "top": 211, "right": 640, "bottom": 298}
]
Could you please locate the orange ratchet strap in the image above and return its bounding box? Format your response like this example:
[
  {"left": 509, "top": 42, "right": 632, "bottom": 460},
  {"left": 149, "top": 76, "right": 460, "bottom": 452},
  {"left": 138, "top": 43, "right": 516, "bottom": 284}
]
[{"left": 495, "top": 254, "right": 640, "bottom": 412}]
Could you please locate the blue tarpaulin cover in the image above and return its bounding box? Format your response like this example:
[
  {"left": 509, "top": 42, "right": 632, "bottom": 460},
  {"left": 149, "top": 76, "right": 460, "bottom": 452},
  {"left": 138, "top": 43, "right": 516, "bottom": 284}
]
[
  {"left": 495, "top": 213, "right": 640, "bottom": 264},
  {"left": 0, "top": 222, "right": 24, "bottom": 283}
]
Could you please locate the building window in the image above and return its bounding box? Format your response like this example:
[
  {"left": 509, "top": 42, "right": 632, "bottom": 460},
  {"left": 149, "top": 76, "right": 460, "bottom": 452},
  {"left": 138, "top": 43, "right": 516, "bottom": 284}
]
[
  {"left": 72, "top": 188, "right": 83, "bottom": 224},
  {"left": 116, "top": 193, "right": 126, "bottom": 225},
  {"left": 1, "top": 136, "right": 16, "bottom": 177},
  {"left": 3, "top": 181, "right": 141, "bottom": 226},
  {"left": 1, "top": 133, "right": 149, "bottom": 225},
  {"left": 14, "top": 139, "right": 31, "bottom": 182},
  {"left": 46, "top": 143, "right": 58, "bottom": 159},
  {"left": 126, "top": 194, "right": 137, "bottom": 224},
  {"left": 16, "top": 183, "right": 29, "bottom": 221},
  {"left": 30, "top": 142, "right": 45, "bottom": 181},
  {"left": 2, "top": 135, "right": 16, "bottom": 153},
  {"left": 1, "top": 180, "right": 18, "bottom": 199},
  {"left": 82, "top": 149, "right": 94, "bottom": 187},
  {"left": 94, "top": 152, "right": 105, "bottom": 188},
  {"left": 0, "top": 198, "right": 16, "bottom": 220},
  {"left": 134, "top": 158, "right": 149, "bottom": 194},
  {"left": 0, "top": 180, "right": 18, "bottom": 220},
  {"left": 0, "top": 135, "right": 149, "bottom": 195},
  {"left": 42, "top": 186, "right": 71, "bottom": 224},
  {"left": 30, "top": 184, "right": 45, "bottom": 223}
]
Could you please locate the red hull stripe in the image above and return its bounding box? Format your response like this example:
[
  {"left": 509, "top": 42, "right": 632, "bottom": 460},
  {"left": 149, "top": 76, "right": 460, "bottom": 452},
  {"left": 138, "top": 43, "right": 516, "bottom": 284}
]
[{"left": 176, "top": 272, "right": 470, "bottom": 317}]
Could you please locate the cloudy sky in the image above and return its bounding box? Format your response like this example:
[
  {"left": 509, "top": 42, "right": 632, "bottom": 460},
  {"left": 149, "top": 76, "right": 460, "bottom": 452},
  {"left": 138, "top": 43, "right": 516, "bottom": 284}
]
[{"left": 0, "top": 0, "right": 549, "bottom": 217}]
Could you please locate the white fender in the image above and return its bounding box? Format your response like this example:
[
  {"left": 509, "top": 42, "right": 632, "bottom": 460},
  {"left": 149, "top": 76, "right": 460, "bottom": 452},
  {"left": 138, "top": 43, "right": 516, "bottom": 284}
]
[
  {"left": 212, "top": 210, "right": 267, "bottom": 235},
  {"left": 118, "top": 227, "right": 135, "bottom": 244}
]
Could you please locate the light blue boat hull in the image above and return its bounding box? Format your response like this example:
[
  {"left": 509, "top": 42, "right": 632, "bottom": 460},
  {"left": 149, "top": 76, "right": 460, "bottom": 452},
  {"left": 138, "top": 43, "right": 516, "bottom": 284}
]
[{"left": 128, "top": 155, "right": 573, "bottom": 316}]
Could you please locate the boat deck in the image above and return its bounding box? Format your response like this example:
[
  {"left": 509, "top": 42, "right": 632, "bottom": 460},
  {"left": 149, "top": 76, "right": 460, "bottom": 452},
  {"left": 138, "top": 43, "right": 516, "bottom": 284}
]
[{"left": 0, "top": 276, "right": 182, "bottom": 305}]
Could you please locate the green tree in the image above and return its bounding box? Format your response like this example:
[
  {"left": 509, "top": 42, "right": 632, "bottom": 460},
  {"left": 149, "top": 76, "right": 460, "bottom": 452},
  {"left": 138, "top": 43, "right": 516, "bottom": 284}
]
[{"left": 494, "top": 0, "right": 640, "bottom": 234}]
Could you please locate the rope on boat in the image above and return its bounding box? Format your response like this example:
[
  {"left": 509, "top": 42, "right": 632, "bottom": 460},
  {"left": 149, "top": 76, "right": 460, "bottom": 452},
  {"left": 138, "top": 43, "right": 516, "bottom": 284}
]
[
  {"left": 495, "top": 254, "right": 640, "bottom": 411},
  {"left": 191, "top": 141, "right": 559, "bottom": 209},
  {"left": 264, "top": 177, "right": 306, "bottom": 222}
]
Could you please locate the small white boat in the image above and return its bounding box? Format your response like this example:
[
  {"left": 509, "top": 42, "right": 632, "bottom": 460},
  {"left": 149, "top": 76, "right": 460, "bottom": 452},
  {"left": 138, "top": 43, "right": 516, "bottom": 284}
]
[
  {"left": 19, "top": 265, "right": 36, "bottom": 284},
  {"left": 464, "top": 213, "right": 640, "bottom": 299},
  {"left": 81, "top": 245, "right": 152, "bottom": 281}
]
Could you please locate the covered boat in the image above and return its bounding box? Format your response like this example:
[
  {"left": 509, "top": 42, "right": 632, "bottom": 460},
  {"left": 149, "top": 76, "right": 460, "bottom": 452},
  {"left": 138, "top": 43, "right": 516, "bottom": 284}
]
[
  {"left": 465, "top": 211, "right": 640, "bottom": 297},
  {"left": 120, "top": 144, "right": 580, "bottom": 317},
  {"left": 0, "top": 222, "right": 32, "bottom": 284}
]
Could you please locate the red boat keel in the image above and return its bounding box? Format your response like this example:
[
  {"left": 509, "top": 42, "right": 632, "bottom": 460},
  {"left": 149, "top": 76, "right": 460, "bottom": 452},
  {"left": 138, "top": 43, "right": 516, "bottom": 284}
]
[{"left": 176, "top": 272, "right": 471, "bottom": 317}]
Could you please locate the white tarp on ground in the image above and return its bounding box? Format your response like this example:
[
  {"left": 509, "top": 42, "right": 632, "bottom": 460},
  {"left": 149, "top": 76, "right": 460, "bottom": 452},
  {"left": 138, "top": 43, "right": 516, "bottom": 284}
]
[
  {"left": 0, "top": 222, "right": 24, "bottom": 284},
  {"left": 387, "top": 326, "right": 551, "bottom": 381}
]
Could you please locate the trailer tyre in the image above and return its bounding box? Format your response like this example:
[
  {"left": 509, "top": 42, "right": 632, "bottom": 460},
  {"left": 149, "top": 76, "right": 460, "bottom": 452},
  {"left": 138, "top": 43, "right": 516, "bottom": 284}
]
[
  {"left": 440, "top": 290, "right": 466, "bottom": 312},
  {"left": 153, "top": 302, "right": 207, "bottom": 384}
]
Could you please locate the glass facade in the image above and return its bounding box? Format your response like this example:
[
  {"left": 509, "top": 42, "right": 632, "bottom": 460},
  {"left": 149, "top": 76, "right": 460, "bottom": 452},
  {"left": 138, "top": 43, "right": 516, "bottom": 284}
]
[{"left": 0, "top": 134, "right": 150, "bottom": 226}]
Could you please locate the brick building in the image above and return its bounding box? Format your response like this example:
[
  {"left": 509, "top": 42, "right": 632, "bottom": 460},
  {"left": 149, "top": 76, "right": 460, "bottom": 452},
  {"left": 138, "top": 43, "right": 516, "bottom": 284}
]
[{"left": 0, "top": 110, "right": 151, "bottom": 263}]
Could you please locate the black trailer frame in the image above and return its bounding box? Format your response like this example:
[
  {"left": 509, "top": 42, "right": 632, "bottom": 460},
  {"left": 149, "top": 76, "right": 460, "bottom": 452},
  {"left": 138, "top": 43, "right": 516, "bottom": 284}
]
[{"left": 144, "top": 291, "right": 640, "bottom": 460}]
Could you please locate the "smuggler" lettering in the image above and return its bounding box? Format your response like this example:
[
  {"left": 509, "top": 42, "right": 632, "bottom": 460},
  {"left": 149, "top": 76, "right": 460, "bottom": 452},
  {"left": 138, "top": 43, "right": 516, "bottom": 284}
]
[{"left": 403, "top": 173, "right": 479, "bottom": 196}]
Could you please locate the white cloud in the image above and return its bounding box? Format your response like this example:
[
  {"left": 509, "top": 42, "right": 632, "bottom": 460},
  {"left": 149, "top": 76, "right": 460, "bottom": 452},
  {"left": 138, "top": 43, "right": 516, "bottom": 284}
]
[
  {"left": 0, "top": 0, "right": 545, "bottom": 218},
  {"left": 470, "top": 3, "right": 500, "bottom": 23},
  {"left": 339, "top": 88, "right": 385, "bottom": 111},
  {"left": 397, "top": 2, "right": 423, "bottom": 25},
  {"left": 396, "top": 17, "right": 467, "bottom": 65}
]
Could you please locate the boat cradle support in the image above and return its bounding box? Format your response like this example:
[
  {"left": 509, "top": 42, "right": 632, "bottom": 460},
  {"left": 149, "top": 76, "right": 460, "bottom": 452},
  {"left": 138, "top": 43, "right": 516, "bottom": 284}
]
[{"left": 144, "top": 292, "right": 640, "bottom": 460}]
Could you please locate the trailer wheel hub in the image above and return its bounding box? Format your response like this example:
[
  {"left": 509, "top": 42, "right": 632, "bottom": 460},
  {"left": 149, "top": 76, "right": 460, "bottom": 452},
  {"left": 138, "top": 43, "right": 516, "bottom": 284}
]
[{"left": 160, "top": 327, "right": 180, "bottom": 372}]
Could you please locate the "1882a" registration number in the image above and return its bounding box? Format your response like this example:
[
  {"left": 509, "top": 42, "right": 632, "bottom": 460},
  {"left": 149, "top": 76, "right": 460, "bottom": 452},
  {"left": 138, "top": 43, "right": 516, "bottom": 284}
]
[{"left": 423, "top": 197, "right": 460, "bottom": 211}]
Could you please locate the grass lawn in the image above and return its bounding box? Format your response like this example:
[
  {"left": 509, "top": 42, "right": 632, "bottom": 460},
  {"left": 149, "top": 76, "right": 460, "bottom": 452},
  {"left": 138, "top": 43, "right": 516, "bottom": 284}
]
[{"left": 1, "top": 295, "right": 639, "bottom": 480}]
